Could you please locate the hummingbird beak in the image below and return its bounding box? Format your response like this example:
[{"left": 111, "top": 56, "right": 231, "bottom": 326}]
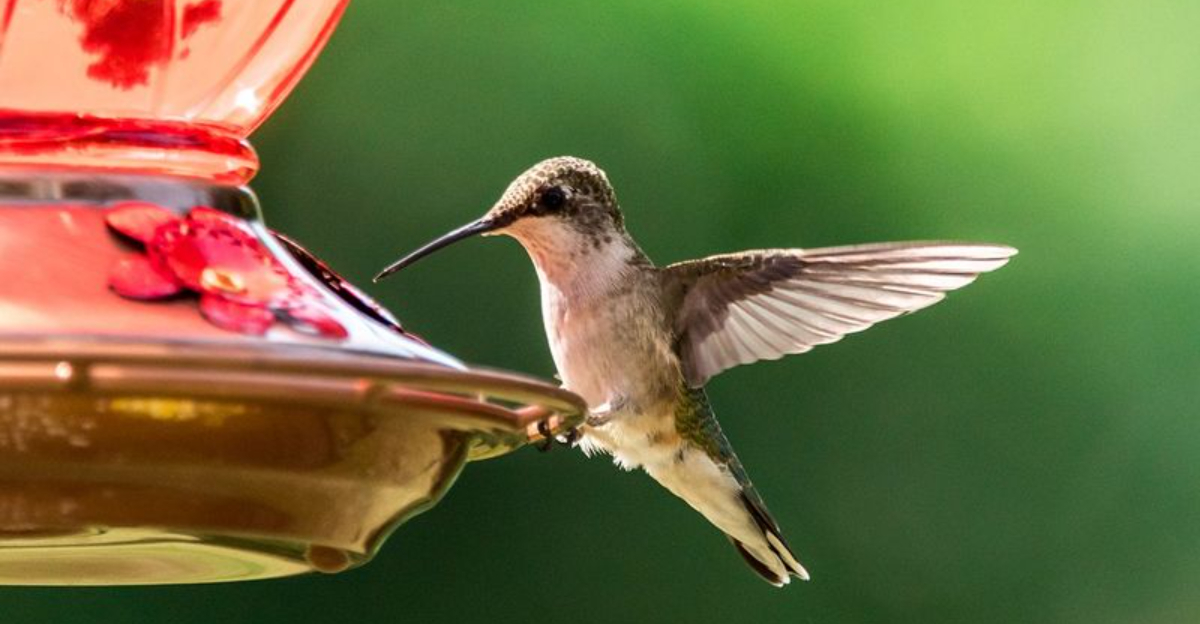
[{"left": 373, "top": 218, "right": 498, "bottom": 282}]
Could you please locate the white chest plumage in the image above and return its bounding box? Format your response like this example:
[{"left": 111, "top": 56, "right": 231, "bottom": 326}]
[
  {"left": 539, "top": 261, "right": 639, "bottom": 408},
  {"left": 523, "top": 233, "right": 683, "bottom": 469},
  {"left": 542, "top": 286, "right": 599, "bottom": 403}
]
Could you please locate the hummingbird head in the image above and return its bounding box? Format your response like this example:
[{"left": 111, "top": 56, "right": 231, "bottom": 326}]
[
  {"left": 375, "top": 156, "right": 630, "bottom": 282},
  {"left": 483, "top": 156, "right": 623, "bottom": 235}
]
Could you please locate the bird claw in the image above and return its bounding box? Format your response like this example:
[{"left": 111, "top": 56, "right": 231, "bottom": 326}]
[
  {"left": 536, "top": 420, "right": 553, "bottom": 452},
  {"left": 535, "top": 419, "right": 580, "bottom": 452},
  {"left": 586, "top": 397, "right": 628, "bottom": 427}
]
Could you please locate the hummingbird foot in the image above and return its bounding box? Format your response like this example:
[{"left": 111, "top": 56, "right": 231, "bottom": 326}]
[
  {"left": 535, "top": 420, "right": 581, "bottom": 452},
  {"left": 585, "top": 413, "right": 611, "bottom": 427},
  {"left": 585, "top": 397, "right": 629, "bottom": 427},
  {"left": 560, "top": 426, "right": 581, "bottom": 446}
]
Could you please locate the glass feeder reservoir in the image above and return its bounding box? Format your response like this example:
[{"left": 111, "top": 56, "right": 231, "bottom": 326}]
[{"left": 0, "top": 0, "right": 582, "bottom": 585}]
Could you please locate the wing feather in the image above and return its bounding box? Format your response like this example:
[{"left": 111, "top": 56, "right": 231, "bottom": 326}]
[{"left": 665, "top": 241, "right": 1015, "bottom": 386}]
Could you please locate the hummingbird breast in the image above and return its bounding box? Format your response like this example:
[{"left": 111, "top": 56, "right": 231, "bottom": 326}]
[
  {"left": 534, "top": 245, "right": 685, "bottom": 467},
  {"left": 508, "top": 217, "right": 685, "bottom": 466},
  {"left": 542, "top": 269, "right": 677, "bottom": 403}
]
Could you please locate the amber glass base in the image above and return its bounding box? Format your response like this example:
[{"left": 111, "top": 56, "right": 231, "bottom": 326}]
[{"left": 0, "top": 340, "right": 583, "bottom": 585}]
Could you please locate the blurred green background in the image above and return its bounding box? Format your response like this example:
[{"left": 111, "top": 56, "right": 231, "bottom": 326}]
[{"left": 10, "top": 0, "right": 1200, "bottom": 622}]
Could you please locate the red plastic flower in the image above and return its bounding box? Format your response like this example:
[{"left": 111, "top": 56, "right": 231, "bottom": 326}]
[{"left": 105, "top": 202, "right": 347, "bottom": 339}]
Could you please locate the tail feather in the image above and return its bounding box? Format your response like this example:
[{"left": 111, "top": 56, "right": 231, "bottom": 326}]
[
  {"left": 738, "top": 490, "right": 810, "bottom": 583},
  {"left": 645, "top": 443, "right": 809, "bottom": 586},
  {"left": 653, "top": 385, "right": 809, "bottom": 586},
  {"left": 731, "top": 538, "right": 789, "bottom": 587}
]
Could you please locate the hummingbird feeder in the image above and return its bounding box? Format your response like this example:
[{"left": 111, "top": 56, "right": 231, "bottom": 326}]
[{"left": 0, "top": 0, "right": 583, "bottom": 585}]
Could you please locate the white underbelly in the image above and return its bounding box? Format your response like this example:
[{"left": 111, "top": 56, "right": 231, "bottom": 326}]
[
  {"left": 578, "top": 402, "right": 682, "bottom": 470},
  {"left": 547, "top": 322, "right": 680, "bottom": 465}
]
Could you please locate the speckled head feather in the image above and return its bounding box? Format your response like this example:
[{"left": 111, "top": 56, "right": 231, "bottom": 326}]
[{"left": 484, "top": 156, "right": 623, "bottom": 232}]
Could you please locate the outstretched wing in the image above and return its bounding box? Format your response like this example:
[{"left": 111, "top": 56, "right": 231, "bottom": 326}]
[{"left": 664, "top": 242, "right": 1016, "bottom": 387}]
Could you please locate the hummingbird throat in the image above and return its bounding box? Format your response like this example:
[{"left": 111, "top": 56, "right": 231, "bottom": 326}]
[{"left": 509, "top": 218, "right": 647, "bottom": 297}]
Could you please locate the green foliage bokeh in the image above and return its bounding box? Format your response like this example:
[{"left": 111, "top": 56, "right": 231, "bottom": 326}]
[{"left": 9, "top": 1, "right": 1199, "bottom": 622}]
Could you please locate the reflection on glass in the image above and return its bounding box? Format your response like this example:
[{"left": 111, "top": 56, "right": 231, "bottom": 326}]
[{"left": 0, "top": 0, "right": 351, "bottom": 182}]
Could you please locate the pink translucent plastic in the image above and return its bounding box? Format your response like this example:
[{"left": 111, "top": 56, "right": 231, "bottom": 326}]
[{"left": 0, "top": 0, "right": 351, "bottom": 183}]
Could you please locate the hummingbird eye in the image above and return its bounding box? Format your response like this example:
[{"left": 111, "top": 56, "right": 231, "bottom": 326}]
[{"left": 539, "top": 186, "right": 567, "bottom": 212}]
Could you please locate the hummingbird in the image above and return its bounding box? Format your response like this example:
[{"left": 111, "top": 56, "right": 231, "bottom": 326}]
[{"left": 375, "top": 156, "right": 1015, "bottom": 586}]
